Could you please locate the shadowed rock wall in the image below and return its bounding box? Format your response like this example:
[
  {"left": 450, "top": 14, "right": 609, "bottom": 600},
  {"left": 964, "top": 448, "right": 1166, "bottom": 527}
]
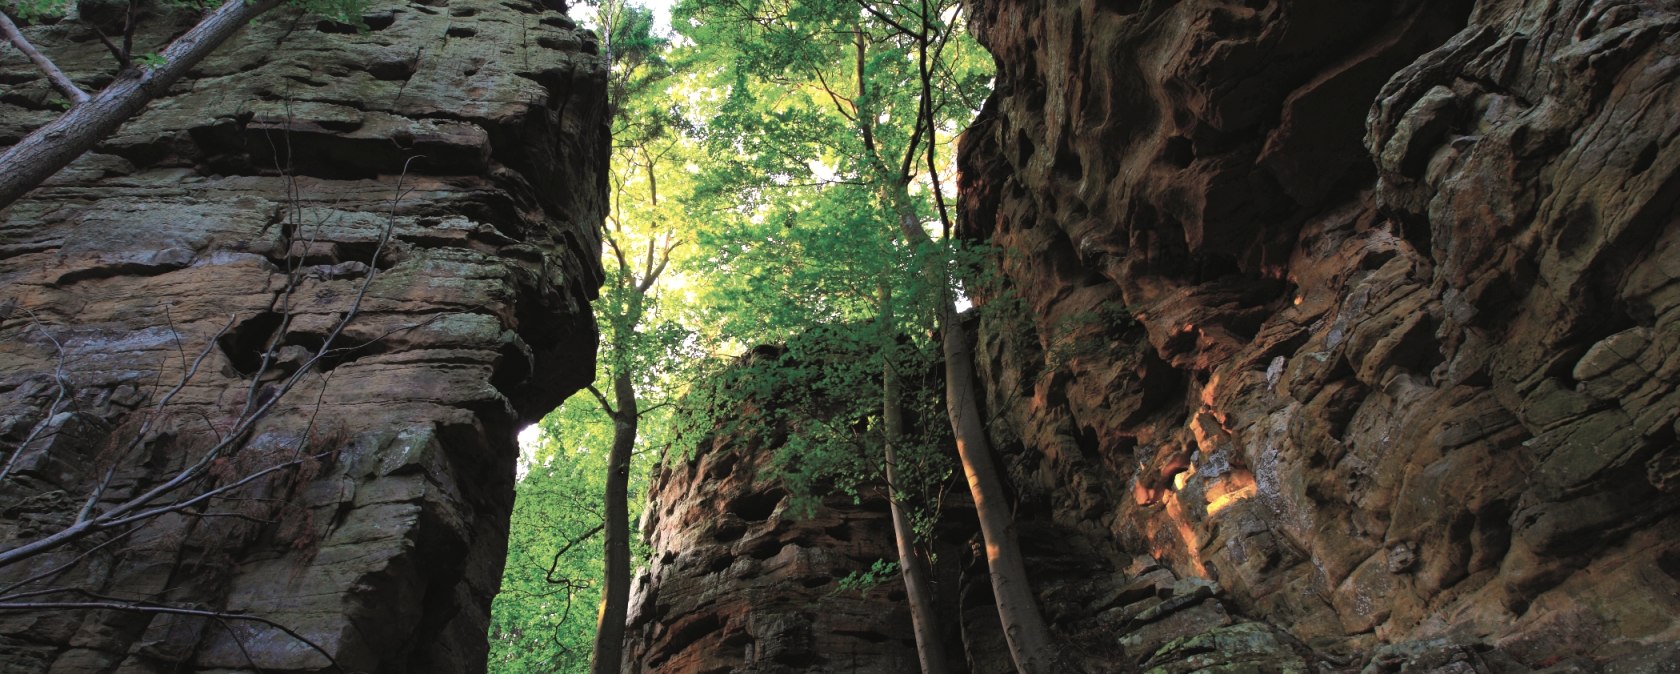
[
  {"left": 627, "top": 0, "right": 1679, "bottom": 671},
  {"left": 958, "top": 0, "right": 1680, "bottom": 669},
  {"left": 622, "top": 348, "right": 928, "bottom": 673},
  {"left": 0, "top": 1, "right": 607, "bottom": 670}
]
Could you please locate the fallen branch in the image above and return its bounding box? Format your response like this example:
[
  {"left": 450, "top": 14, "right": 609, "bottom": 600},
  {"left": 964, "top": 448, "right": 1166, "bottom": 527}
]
[{"left": 0, "top": 0, "right": 284, "bottom": 210}]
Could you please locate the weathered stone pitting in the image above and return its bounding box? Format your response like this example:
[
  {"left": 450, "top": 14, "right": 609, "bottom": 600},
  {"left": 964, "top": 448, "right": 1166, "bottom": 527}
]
[
  {"left": 960, "top": 0, "right": 1680, "bottom": 667},
  {"left": 0, "top": 1, "right": 606, "bottom": 670}
]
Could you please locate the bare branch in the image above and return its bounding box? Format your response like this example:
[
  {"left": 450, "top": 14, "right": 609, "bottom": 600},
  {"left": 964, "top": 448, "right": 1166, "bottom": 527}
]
[
  {"left": 545, "top": 523, "right": 605, "bottom": 584},
  {"left": 586, "top": 385, "right": 618, "bottom": 418},
  {"left": 0, "top": 314, "right": 73, "bottom": 483},
  {"left": 0, "top": 9, "right": 89, "bottom": 105},
  {"left": 0, "top": 156, "right": 422, "bottom": 569},
  {"left": 0, "top": 598, "right": 343, "bottom": 673}
]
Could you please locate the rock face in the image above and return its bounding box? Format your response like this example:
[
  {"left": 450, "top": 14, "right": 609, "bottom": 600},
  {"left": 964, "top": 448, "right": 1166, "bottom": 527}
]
[
  {"left": 630, "top": 0, "right": 1680, "bottom": 671},
  {"left": 957, "top": 0, "right": 1680, "bottom": 668},
  {"left": 0, "top": 1, "right": 606, "bottom": 671},
  {"left": 622, "top": 349, "right": 927, "bottom": 673}
]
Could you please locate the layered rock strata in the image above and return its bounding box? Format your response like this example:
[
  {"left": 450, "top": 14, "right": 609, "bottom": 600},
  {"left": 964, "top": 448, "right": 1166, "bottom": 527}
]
[
  {"left": 0, "top": 1, "right": 607, "bottom": 670},
  {"left": 958, "top": 0, "right": 1680, "bottom": 668}
]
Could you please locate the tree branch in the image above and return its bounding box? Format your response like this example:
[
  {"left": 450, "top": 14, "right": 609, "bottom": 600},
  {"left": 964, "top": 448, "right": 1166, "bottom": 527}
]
[
  {"left": 0, "top": 9, "right": 90, "bottom": 105},
  {"left": 0, "top": 598, "right": 343, "bottom": 673},
  {"left": 0, "top": 0, "right": 285, "bottom": 210},
  {"left": 853, "top": 0, "right": 918, "bottom": 40},
  {"left": 545, "top": 523, "right": 605, "bottom": 584},
  {"left": 586, "top": 385, "right": 618, "bottom": 418}
]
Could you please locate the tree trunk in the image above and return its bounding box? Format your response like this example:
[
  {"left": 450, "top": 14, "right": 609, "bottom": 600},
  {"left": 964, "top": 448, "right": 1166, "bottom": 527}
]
[
  {"left": 591, "top": 370, "right": 636, "bottom": 674},
  {"left": 890, "top": 202, "right": 1074, "bottom": 674},
  {"left": 0, "top": 0, "right": 280, "bottom": 211},
  {"left": 879, "top": 281, "right": 953, "bottom": 674}
]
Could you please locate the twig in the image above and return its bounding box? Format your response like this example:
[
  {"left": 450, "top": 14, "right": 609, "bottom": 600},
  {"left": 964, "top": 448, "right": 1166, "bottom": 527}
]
[
  {"left": 545, "top": 523, "right": 604, "bottom": 584},
  {"left": 0, "top": 525, "right": 140, "bottom": 596},
  {"left": 0, "top": 598, "right": 345, "bottom": 673},
  {"left": 0, "top": 314, "right": 73, "bottom": 483}
]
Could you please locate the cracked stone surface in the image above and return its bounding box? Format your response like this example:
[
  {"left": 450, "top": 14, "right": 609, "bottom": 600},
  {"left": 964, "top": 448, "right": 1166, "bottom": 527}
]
[
  {"left": 958, "top": 0, "right": 1680, "bottom": 669},
  {"left": 0, "top": 1, "right": 607, "bottom": 671}
]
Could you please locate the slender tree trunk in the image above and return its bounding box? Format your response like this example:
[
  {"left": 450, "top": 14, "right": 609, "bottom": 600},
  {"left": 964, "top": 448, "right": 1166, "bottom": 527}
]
[
  {"left": 890, "top": 199, "right": 1073, "bottom": 674},
  {"left": 591, "top": 370, "right": 636, "bottom": 674},
  {"left": 879, "top": 281, "right": 953, "bottom": 674},
  {"left": 0, "top": 0, "right": 281, "bottom": 211}
]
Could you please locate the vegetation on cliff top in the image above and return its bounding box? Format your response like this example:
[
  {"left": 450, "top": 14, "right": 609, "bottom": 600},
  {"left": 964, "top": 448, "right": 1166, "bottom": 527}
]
[{"left": 489, "top": 0, "right": 1003, "bottom": 672}]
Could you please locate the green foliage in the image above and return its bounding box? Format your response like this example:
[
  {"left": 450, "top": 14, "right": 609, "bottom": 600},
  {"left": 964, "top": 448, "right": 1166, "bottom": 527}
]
[
  {"left": 493, "top": 1, "right": 994, "bottom": 669},
  {"left": 671, "top": 321, "right": 955, "bottom": 538},
  {"left": 835, "top": 558, "right": 900, "bottom": 595},
  {"left": 492, "top": 4, "right": 697, "bottom": 671},
  {"left": 658, "top": 0, "right": 992, "bottom": 570},
  {"left": 134, "top": 52, "right": 166, "bottom": 69},
  {"left": 488, "top": 420, "right": 615, "bottom": 674},
  {"left": 3, "top": 0, "right": 69, "bottom": 21}
]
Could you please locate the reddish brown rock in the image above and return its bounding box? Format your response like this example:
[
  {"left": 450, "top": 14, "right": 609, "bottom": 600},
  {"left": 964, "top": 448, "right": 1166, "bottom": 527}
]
[
  {"left": 0, "top": 1, "right": 607, "bottom": 670},
  {"left": 622, "top": 350, "right": 926, "bottom": 673},
  {"left": 958, "top": 0, "right": 1680, "bottom": 668},
  {"left": 626, "top": 2, "right": 1678, "bottom": 671}
]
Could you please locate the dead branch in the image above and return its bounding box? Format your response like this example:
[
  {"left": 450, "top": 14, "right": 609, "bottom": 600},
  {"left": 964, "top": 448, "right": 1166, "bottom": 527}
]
[
  {"left": 0, "top": 598, "right": 344, "bottom": 673},
  {"left": 0, "top": 315, "right": 74, "bottom": 482},
  {"left": 0, "top": 9, "right": 89, "bottom": 105},
  {"left": 0, "top": 156, "right": 423, "bottom": 569}
]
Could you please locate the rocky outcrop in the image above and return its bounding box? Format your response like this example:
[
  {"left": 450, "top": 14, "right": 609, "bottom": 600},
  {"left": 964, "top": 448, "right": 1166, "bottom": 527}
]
[
  {"left": 0, "top": 1, "right": 607, "bottom": 671},
  {"left": 622, "top": 348, "right": 928, "bottom": 673},
  {"left": 958, "top": 0, "right": 1680, "bottom": 669},
  {"left": 623, "top": 0, "right": 1678, "bottom": 671}
]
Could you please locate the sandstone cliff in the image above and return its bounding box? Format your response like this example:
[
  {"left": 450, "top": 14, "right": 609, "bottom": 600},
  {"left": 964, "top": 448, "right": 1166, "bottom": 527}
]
[
  {"left": 959, "top": 0, "right": 1679, "bottom": 668},
  {"left": 0, "top": 1, "right": 607, "bottom": 670},
  {"left": 628, "top": 0, "right": 1680, "bottom": 672}
]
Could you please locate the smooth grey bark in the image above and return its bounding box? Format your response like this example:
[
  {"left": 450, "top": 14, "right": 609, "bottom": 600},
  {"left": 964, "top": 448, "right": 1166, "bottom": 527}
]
[
  {"left": 880, "top": 281, "right": 953, "bottom": 674},
  {"left": 890, "top": 204, "right": 1072, "bottom": 674},
  {"left": 590, "top": 371, "right": 634, "bottom": 674}
]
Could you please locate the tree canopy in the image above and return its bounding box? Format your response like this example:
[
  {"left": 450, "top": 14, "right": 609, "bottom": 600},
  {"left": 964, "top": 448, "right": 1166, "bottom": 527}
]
[{"left": 487, "top": 0, "right": 1002, "bottom": 671}]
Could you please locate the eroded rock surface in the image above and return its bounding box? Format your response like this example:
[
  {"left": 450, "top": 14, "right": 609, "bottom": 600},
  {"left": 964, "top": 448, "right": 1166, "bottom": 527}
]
[
  {"left": 0, "top": 1, "right": 606, "bottom": 670},
  {"left": 958, "top": 0, "right": 1680, "bottom": 669},
  {"left": 623, "top": 348, "right": 925, "bottom": 673},
  {"left": 626, "top": 0, "right": 1677, "bottom": 671}
]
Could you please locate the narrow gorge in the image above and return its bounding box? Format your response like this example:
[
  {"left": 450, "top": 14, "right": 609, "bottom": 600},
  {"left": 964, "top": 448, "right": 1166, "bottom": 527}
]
[
  {"left": 626, "top": 0, "right": 1680, "bottom": 671},
  {"left": 1, "top": 0, "right": 1676, "bottom": 672}
]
